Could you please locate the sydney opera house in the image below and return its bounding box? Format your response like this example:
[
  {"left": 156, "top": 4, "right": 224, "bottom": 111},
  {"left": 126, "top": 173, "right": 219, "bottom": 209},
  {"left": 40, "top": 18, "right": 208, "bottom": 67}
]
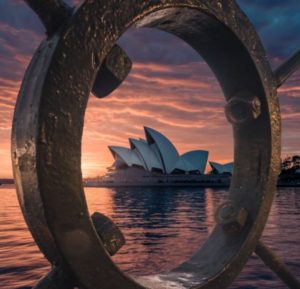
[
  {"left": 109, "top": 126, "right": 209, "bottom": 175},
  {"left": 87, "top": 127, "right": 234, "bottom": 187}
]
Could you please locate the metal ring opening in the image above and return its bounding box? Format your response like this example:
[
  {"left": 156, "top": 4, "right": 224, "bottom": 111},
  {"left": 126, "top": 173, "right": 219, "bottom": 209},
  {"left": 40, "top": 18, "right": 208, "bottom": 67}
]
[{"left": 12, "top": 1, "right": 280, "bottom": 288}]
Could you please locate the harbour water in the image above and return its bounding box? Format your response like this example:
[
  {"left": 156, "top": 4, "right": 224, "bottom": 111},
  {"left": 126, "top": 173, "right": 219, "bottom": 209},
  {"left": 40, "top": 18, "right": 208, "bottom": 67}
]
[{"left": 0, "top": 185, "right": 299, "bottom": 289}]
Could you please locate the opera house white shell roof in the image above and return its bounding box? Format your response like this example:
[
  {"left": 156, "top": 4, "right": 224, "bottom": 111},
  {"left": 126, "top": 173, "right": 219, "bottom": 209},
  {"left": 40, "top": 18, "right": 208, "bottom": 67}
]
[
  {"left": 209, "top": 162, "right": 234, "bottom": 174},
  {"left": 109, "top": 127, "right": 209, "bottom": 175}
]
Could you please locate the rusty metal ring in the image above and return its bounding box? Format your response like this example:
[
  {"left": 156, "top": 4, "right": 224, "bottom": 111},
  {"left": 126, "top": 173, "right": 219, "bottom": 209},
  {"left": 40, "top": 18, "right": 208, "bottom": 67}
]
[{"left": 12, "top": 0, "right": 288, "bottom": 288}]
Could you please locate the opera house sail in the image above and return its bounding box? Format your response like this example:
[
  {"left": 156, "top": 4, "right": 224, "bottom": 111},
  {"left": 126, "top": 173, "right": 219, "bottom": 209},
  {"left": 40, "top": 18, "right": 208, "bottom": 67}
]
[
  {"left": 86, "top": 127, "right": 233, "bottom": 187},
  {"left": 209, "top": 162, "right": 234, "bottom": 175}
]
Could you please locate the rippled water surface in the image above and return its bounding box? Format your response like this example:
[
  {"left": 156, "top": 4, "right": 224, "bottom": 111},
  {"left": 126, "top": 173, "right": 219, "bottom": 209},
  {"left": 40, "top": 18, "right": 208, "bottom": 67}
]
[{"left": 0, "top": 185, "right": 299, "bottom": 289}]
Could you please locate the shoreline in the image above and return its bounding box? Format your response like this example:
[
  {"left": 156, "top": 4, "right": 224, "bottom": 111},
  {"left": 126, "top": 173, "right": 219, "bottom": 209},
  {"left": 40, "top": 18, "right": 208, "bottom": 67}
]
[{"left": 2, "top": 180, "right": 300, "bottom": 188}]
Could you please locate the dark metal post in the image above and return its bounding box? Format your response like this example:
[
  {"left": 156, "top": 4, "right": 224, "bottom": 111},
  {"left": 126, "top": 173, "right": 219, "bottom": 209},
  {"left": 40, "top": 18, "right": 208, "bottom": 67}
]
[
  {"left": 274, "top": 49, "right": 300, "bottom": 87},
  {"left": 255, "top": 241, "right": 300, "bottom": 289}
]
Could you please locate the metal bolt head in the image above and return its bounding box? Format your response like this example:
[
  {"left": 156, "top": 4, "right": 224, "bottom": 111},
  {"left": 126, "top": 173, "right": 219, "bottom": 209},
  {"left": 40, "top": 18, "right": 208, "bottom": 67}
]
[
  {"left": 92, "top": 45, "right": 132, "bottom": 98},
  {"left": 215, "top": 202, "right": 248, "bottom": 233},
  {"left": 225, "top": 91, "right": 261, "bottom": 125},
  {"left": 91, "top": 212, "right": 125, "bottom": 256}
]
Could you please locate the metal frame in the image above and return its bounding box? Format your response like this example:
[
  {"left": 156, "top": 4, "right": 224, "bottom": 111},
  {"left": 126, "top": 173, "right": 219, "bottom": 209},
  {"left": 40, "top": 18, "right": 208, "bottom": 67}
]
[{"left": 11, "top": 0, "right": 300, "bottom": 288}]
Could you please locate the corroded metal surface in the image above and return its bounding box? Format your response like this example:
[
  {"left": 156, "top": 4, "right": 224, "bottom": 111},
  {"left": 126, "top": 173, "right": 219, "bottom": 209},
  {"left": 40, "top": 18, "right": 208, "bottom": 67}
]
[
  {"left": 11, "top": 0, "right": 300, "bottom": 289},
  {"left": 33, "top": 212, "right": 125, "bottom": 289},
  {"left": 23, "top": 0, "right": 132, "bottom": 98},
  {"left": 215, "top": 202, "right": 248, "bottom": 233}
]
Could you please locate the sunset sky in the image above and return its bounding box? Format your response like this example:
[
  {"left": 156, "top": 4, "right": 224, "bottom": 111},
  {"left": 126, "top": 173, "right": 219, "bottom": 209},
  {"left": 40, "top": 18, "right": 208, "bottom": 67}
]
[{"left": 1, "top": 0, "right": 300, "bottom": 178}]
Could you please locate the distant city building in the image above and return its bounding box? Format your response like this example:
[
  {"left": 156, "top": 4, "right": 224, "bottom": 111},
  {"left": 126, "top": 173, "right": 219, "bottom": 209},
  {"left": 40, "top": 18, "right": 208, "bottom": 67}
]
[
  {"left": 209, "top": 162, "right": 234, "bottom": 175},
  {"left": 109, "top": 127, "right": 209, "bottom": 175},
  {"left": 281, "top": 155, "right": 300, "bottom": 171}
]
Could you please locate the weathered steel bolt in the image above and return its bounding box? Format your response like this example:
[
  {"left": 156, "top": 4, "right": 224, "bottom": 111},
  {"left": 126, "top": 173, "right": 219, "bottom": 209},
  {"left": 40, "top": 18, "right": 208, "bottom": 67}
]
[
  {"left": 215, "top": 202, "right": 248, "bottom": 233},
  {"left": 33, "top": 212, "right": 125, "bottom": 289},
  {"left": 91, "top": 211, "right": 125, "bottom": 256},
  {"left": 92, "top": 45, "right": 132, "bottom": 98},
  {"left": 225, "top": 91, "right": 261, "bottom": 125}
]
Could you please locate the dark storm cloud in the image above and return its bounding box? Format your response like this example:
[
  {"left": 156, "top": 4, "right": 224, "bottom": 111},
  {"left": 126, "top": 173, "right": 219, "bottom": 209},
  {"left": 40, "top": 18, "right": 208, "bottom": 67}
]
[
  {"left": 0, "top": 1, "right": 43, "bottom": 82},
  {"left": 0, "top": 0, "right": 43, "bottom": 35},
  {"left": 237, "top": 0, "right": 300, "bottom": 59}
]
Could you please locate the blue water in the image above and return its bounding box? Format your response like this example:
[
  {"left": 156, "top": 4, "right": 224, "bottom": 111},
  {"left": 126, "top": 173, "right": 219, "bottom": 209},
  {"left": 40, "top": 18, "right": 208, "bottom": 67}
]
[{"left": 0, "top": 185, "right": 299, "bottom": 289}]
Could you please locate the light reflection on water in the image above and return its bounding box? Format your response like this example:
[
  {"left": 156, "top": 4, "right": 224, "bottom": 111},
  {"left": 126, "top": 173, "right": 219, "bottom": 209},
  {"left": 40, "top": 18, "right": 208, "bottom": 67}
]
[{"left": 0, "top": 185, "right": 299, "bottom": 289}]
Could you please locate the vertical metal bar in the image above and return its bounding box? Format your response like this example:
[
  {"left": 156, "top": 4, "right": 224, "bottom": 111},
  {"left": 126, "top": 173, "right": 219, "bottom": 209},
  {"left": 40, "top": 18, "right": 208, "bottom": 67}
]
[
  {"left": 274, "top": 49, "right": 300, "bottom": 87},
  {"left": 255, "top": 241, "right": 300, "bottom": 289}
]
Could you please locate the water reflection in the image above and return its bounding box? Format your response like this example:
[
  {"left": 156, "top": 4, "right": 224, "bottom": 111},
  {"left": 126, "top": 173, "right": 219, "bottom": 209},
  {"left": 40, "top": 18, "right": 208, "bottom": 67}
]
[
  {"left": 0, "top": 186, "right": 299, "bottom": 289},
  {"left": 87, "top": 187, "right": 228, "bottom": 275},
  {"left": 112, "top": 188, "right": 226, "bottom": 275}
]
